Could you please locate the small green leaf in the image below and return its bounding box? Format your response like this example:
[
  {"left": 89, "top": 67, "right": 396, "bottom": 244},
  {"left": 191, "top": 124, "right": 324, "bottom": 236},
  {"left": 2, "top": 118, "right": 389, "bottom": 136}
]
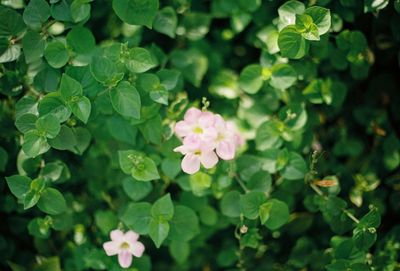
[
  {"left": 270, "top": 64, "right": 297, "bottom": 90},
  {"left": 23, "top": 0, "right": 50, "bottom": 29},
  {"left": 68, "top": 96, "right": 91, "bottom": 124},
  {"left": 15, "top": 114, "right": 38, "bottom": 134},
  {"left": 118, "top": 150, "right": 160, "bottom": 181},
  {"left": 153, "top": 7, "right": 177, "bottom": 38},
  {"left": 38, "top": 92, "right": 71, "bottom": 123},
  {"left": 121, "top": 202, "right": 152, "bottom": 234},
  {"left": 169, "top": 205, "right": 200, "bottom": 242},
  {"left": 151, "top": 193, "right": 174, "bottom": 220},
  {"left": 90, "top": 56, "right": 119, "bottom": 85},
  {"left": 122, "top": 177, "right": 152, "bottom": 201},
  {"left": 70, "top": 0, "right": 91, "bottom": 23},
  {"left": 149, "top": 217, "right": 169, "bottom": 248},
  {"left": 125, "top": 47, "right": 158, "bottom": 73},
  {"left": 238, "top": 64, "right": 263, "bottom": 94},
  {"left": 352, "top": 227, "right": 377, "bottom": 250},
  {"left": 22, "top": 131, "right": 50, "bottom": 158},
  {"left": 112, "top": 0, "right": 159, "bottom": 28},
  {"left": 44, "top": 41, "right": 69, "bottom": 68},
  {"left": 260, "top": 199, "right": 290, "bottom": 230},
  {"left": 280, "top": 152, "right": 307, "bottom": 180},
  {"left": 240, "top": 191, "right": 267, "bottom": 220},
  {"left": 109, "top": 81, "right": 141, "bottom": 119},
  {"left": 37, "top": 187, "right": 67, "bottom": 215},
  {"left": 304, "top": 6, "right": 331, "bottom": 35},
  {"left": 66, "top": 26, "right": 96, "bottom": 54},
  {"left": 95, "top": 210, "right": 118, "bottom": 235},
  {"left": 6, "top": 175, "right": 32, "bottom": 199},
  {"left": 278, "top": 25, "right": 309, "bottom": 59},
  {"left": 22, "top": 31, "right": 46, "bottom": 63},
  {"left": 60, "top": 74, "right": 83, "bottom": 101},
  {"left": 220, "top": 190, "right": 241, "bottom": 218},
  {"left": 0, "top": 7, "right": 26, "bottom": 37},
  {"left": 278, "top": 0, "right": 305, "bottom": 26},
  {"left": 36, "top": 114, "right": 61, "bottom": 139}
]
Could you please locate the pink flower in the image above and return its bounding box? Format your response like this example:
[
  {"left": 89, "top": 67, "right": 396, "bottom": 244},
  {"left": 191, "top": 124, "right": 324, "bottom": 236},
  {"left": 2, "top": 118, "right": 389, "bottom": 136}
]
[
  {"left": 173, "top": 107, "right": 243, "bottom": 174},
  {"left": 103, "top": 229, "right": 145, "bottom": 268},
  {"left": 174, "top": 137, "right": 218, "bottom": 174},
  {"left": 175, "top": 108, "right": 217, "bottom": 143}
]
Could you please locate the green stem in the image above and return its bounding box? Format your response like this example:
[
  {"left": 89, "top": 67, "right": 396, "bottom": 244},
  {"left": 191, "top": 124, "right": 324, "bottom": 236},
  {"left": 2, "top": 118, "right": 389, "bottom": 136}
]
[{"left": 234, "top": 174, "right": 249, "bottom": 193}]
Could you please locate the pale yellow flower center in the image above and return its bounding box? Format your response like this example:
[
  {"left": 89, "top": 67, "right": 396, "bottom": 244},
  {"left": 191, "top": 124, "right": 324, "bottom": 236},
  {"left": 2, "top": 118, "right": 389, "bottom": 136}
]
[
  {"left": 120, "top": 242, "right": 130, "bottom": 250},
  {"left": 193, "top": 126, "right": 203, "bottom": 134}
]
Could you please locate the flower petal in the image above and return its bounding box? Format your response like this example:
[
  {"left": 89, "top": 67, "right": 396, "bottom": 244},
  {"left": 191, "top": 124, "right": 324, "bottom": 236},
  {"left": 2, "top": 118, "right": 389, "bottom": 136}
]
[
  {"left": 174, "top": 121, "right": 192, "bottom": 137},
  {"left": 103, "top": 241, "right": 120, "bottom": 256},
  {"left": 130, "top": 241, "right": 145, "bottom": 257},
  {"left": 216, "top": 141, "right": 236, "bottom": 160},
  {"left": 184, "top": 107, "right": 202, "bottom": 122},
  {"left": 200, "top": 151, "right": 218, "bottom": 169},
  {"left": 118, "top": 251, "right": 133, "bottom": 268},
  {"left": 124, "top": 231, "right": 139, "bottom": 243},
  {"left": 181, "top": 153, "right": 201, "bottom": 174},
  {"left": 110, "top": 229, "right": 124, "bottom": 241},
  {"left": 198, "top": 111, "right": 215, "bottom": 127}
]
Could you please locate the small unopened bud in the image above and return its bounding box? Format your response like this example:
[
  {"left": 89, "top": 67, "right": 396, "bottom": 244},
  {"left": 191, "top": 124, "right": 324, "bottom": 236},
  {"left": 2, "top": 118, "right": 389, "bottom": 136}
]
[{"left": 240, "top": 225, "right": 248, "bottom": 234}]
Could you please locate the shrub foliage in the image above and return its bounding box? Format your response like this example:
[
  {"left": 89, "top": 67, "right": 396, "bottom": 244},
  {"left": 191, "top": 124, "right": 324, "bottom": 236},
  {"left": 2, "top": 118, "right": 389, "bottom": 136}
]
[{"left": 1, "top": 0, "right": 400, "bottom": 270}]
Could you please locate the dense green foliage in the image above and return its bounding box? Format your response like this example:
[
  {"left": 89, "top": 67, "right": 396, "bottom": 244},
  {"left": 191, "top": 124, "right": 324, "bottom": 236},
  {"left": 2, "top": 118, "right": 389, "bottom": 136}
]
[{"left": 1, "top": 0, "right": 400, "bottom": 270}]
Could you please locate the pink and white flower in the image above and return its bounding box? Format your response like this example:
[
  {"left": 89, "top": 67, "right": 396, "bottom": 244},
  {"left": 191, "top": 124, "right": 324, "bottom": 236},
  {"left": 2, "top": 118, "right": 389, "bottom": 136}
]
[
  {"left": 174, "top": 107, "right": 243, "bottom": 174},
  {"left": 103, "top": 229, "right": 145, "bottom": 268}
]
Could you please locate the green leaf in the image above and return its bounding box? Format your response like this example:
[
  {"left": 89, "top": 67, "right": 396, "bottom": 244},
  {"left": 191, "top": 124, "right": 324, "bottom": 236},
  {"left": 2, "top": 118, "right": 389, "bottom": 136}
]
[
  {"left": 352, "top": 227, "right": 377, "bottom": 250},
  {"left": 270, "top": 64, "right": 297, "bottom": 90},
  {"left": 22, "top": 31, "right": 46, "bottom": 63},
  {"left": 44, "top": 41, "right": 69, "bottom": 68},
  {"left": 32, "top": 257, "right": 62, "bottom": 271},
  {"left": 220, "top": 190, "right": 241, "bottom": 218},
  {"left": 22, "top": 131, "right": 50, "bottom": 158},
  {"left": 33, "top": 66, "right": 61, "bottom": 92},
  {"left": 121, "top": 202, "right": 152, "bottom": 234},
  {"left": 240, "top": 191, "right": 267, "bottom": 219},
  {"left": 295, "top": 14, "right": 320, "bottom": 41},
  {"left": 110, "top": 81, "right": 141, "bottom": 119},
  {"left": 170, "top": 49, "right": 208, "bottom": 87},
  {"left": 28, "top": 217, "right": 51, "bottom": 239},
  {"left": 23, "top": 0, "right": 50, "bottom": 29},
  {"left": 90, "top": 56, "right": 120, "bottom": 85},
  {"left": 151, "top": 193, "right": 174, "bottom": 220},
  {"left": 161, "top": 158, "right": 181, "bottom": 180},
  {"left": 278, "top": 25, "right": 309, "bottom": 59},
  {"left": 280, "top": 152, "right": 307, "bottom": 180},
  {"left": 66, "top": 27, "right": 95, "bottom": 54},
  {"left": 38, "top": 92, "right": 71, "bottom": 123},
  {"left": 304, "top": 6, "right": 331, "bottom": 35},
  {"left": 169, "top": 240, "right": 190, "bottom": 264},
  {"left": 238, "top": 64, "right": 263, "bottom": 94},
  {"left": 0, "top": 7, "right": 26, "bottom": 37},
  {"left": 153, "top": 7, "right": 177, "bottom": 38},
  {"left": 255, "top": 120, "right": 283, "bottom": 151},
  {"left": 95, "top": 210, "right": 118, "bottom": 235},
  {"left": 36, "top": 114, "right": 61, "bottom": 139},
  {"left": 278, "top": 0, "right": 305, "bottom": 26},
  {"left": 122, "top": 177, "right": 152, "bottom": 201},
  {"left": 118, "top": 150, "right": 160, "bottom": 181},
  {"left": 112, "top": 0, "right": 159, "bottom": 28},
  {"left": 138, "top": 115, "right": 163, "bottom": 145},
  {"left": 0, "top": 44, "right": 21, "bottom": 63},
  {"left": 6, "top": 175, "right": 32, "bottom": 199},
  {"left": 15, "top": 114, "right": 38, "bottom": 134},
  {"left": 70, "top": 0, "right": 91, "bottom": 23},
  {"left": 60, "top": 74, "right": 83, "bottom": 100},
  {"left": 189, "top": 171, "right": 212, "bottom": 196},
  {"left": 48, "top": 125, "right": 78, "bottom": 151},
  {"left": 23, "top": 178, "right": 45, "bottom": 210},
  {"left": 260, "top": 199, "right": 290, "bottom": 230},
  {"left": 37, "top": 187, "right": 67, "bottom": 215},
  {"left": 169, "top": 205, "right": 200, "bottom": 242},
  {"left": 358, "top": 207, "right": 381, "bottom": 228},
  {"left": 149, "top": 217, "right": 169, "bottom": 248},
  {"left": 125, "top": 47, "right": 158, "bottom": 73},
  {"left": 68, "top": 96, "right": 91, "bottom": 124}
]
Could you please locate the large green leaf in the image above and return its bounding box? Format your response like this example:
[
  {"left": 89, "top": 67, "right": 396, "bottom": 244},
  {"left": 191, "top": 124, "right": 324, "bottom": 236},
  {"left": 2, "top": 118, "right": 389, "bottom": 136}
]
[
  {"left": 112, "top": 0, "right": 159, "bottom": 28},
  {"left": 109, "top": 81, "right": 141, "bottom": 119}
]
